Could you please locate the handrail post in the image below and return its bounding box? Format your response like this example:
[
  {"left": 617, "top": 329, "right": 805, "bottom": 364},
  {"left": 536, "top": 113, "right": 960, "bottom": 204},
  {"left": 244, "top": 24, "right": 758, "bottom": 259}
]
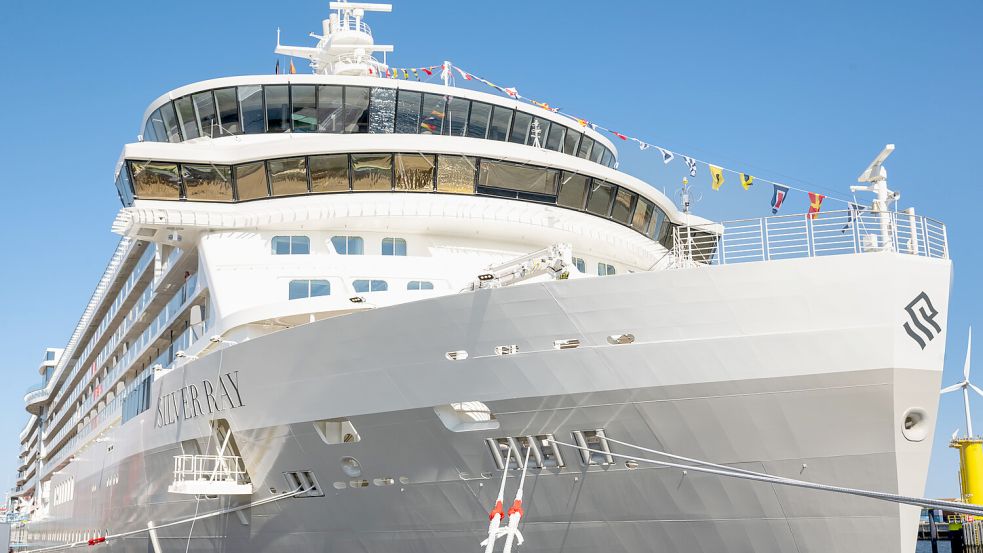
[
  {"left": 719, "top": 223, "right": 726, "bottom": 265},
  {"left": 761, "top": 218, "right": 769, "bottom": 261},
  {"left": 805, "top": 214, "right": 814, "bottom": 258}
]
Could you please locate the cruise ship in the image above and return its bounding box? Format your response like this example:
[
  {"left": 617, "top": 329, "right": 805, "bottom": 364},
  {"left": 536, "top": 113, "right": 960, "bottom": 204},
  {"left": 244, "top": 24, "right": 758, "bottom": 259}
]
[{"left": 9, "top": 3, "right": 953, "bottom": 552}]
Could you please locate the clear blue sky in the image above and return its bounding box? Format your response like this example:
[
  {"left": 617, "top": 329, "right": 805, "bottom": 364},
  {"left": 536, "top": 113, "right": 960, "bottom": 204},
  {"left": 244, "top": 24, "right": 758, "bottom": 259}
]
[{"left": 0, "top": 0, "right": 979, "bottom": 500}]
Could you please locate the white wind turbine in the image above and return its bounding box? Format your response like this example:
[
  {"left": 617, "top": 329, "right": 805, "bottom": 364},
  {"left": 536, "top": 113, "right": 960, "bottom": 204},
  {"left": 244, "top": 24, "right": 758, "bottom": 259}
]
[{"left": 942, "top": 328, "right": 979, "bottom": 437}]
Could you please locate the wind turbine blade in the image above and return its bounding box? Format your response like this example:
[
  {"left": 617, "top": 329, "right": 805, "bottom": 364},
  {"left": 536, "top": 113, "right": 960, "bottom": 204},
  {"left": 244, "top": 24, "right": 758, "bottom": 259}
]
[
  {"left": 941, "top": 383, "right": 965, "bottom": 394},
  {"left": 966, "top": 327, "right": 973, "bottom": 380},
  {"left": 970, "top": 382, "right": 983, "bottom": 399}
]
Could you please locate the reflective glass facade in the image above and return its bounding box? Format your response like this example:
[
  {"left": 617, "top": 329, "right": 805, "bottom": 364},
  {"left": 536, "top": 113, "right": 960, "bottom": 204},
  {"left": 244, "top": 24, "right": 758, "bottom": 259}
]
[
  {"left": 143, "top": 84, "right": 616, "bottom": 168},
  {"left": 124, "top": 153, "right": 674, "bottom": 249}
]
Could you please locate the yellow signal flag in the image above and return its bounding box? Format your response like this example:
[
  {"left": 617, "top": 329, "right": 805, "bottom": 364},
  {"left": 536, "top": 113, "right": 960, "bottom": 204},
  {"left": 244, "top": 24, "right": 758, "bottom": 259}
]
[
  {"left": 709, "top": 165, "right": 725, "bottom": 191},
  {"left": 740, "top": 173, "right": 754, "bottom": 190}
]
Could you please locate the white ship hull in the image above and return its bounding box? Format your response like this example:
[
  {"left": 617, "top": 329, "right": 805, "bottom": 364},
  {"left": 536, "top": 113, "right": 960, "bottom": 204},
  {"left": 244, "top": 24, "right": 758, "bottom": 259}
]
[{"left": 21, "top": 251, "right": 950, "bottom": 553}]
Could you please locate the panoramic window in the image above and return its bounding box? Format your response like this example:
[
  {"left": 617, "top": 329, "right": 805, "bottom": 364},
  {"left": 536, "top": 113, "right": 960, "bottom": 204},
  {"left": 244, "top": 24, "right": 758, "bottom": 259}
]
[
  {"left": 272, "top": 236, "right": 310, "bottom": 255},
  {"left": 234, "top": 161, "right": 269, "bottom": 200},
  {"left": 351, "top": 153, "right": 393, "bottom": 191},
  {"left": 331, "top": 236, "right": 364, "bottom": 255},
  {"left": 289, "top": 279, "right": 331, "bottom": 300},
  {"left": 436, "top": 155, "right": 476, "bottom": 194},
  {"left": 193, "top": 91, "right": 218, "bottom": 138},
  {"left": 443, "top": 97, "right": 469, "bottom": 137},
  {"left": 611, "top": 188, "right": 637, "bottom": 225},
  {"left": 488, "top": 106, "right": 512, "bottom": 141},
  {"left": 309, "top": 154, "right": 349, "bottom": 193},
  {"left": 557, "top": 172, "right": 589, "bottom": 210},
  {"left": 214, "top": 87, "right": 241, "bottom": 135},
  {"left": 238, "top": 86, "right": 265, "bottom": 134},
  {"left": 182, "top": 164, "right": 233, "bottom": 202},
  {"left": 478, "top": 160, "right": 558, "bottom": 198},
  {"left": 146, "top": 108, "right": 165, "bottom": 143},
  {"left": 381, "top": 237, "right": 407, "bottom": 256},
  {"left": 590, "top": 143, "right": 605, "bottom": 164},
  {"left": 577, "top": 136, "right": 595, "bottom": 159},
  {"left": 268, "top": 157, "right": 309, "bottom": 196},
  {"left": 343, "top": 86, "right": 371, "bottom": 133},
  {"left": 129, "top": 161, "right": 181, "bottom": 200},
  {"left": 419, "top": 93, "right": 446, "bottom": 134},
  {"left": 529, "top": 117, "right": 551, "bottom": 147},
  {"left": 572, "top": 257, "right": 586, "bottom": 273},
  {"left": 159, "top": 102, "right": 182, "bottom": 143},
  {"left": 395, "top": 154, "right": 435, "bottom": 191},
  {"left": 353, "top": 279, "right": 388, "bottom": 293},
  {"left": 394, "top": 90, "right": 422, "bottom": 134},
  {"left": 545, "top": 123, "right": 565, "bottom": 152},
  {"left": 632, "top": 198, "right": 655, "bottom": 234},
  {"left": 563, "top": 129, "right": 581, "bottom": 156},
  {"left": 407, "top": 280, "right": 434, "bottom": 290},
  {"left": 598, "top": 263, "right": 616, "bottom": 276},
  {"left": 369, "top": 87, "right": 396, "bottom": 133},
  {"left": 509, "top": 111, "right": 532, "bottom": 144},
  {"left": 174, "top": 97, "right": 199, "bottom": 140},
  {"left": 291, "top": 85, "right": 317, "bottom": 132},
  {"left": 265, "top": 85, "right": 290, "bottom": 132},
  {"left": 467, "top": 102, "right": 492, "bottom": 139},
  {"left": 317, "top": 85, "right": 344, "bottom": 133},
  {"left": 586, "top": 180, "right": 615, "bottom": 217}
]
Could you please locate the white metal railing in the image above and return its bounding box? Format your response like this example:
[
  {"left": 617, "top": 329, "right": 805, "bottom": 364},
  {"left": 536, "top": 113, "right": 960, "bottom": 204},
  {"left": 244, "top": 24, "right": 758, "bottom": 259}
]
[
  {"left": 332, "top": 17, "right": 371, "bottom": 35},
  {"left": 172, "top": 455, "right": 248, "bottom": 485},
  {"left": 670, "top": 209, "right": 947, "bottom": 267}
]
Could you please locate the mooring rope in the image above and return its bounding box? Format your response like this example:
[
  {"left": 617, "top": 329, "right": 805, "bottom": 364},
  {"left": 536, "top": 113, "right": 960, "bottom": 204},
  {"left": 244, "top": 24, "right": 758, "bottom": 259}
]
[{"left": 548, "top": 439, "right": 983, "bottom": 517}]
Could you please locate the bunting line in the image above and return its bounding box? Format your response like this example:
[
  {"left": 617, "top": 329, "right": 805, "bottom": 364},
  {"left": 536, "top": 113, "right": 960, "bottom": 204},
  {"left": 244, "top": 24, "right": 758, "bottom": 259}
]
[{"left": 450, "top": 63, "right": 860, "bottom": 214}]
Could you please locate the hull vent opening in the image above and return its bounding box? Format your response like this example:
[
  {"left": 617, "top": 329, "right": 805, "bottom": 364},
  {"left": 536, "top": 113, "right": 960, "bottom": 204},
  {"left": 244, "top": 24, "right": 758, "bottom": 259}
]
[
  {"left": 314, "top": 418, "right": 361, "bottom": 444},
  {"left": 435, "top": 401, "right": 500, "bottom": 432},
  {"left": 495, "top": 344, "right": 519, "bottom": 356},
  {"left": 485, "top": 435, "right": 565, "bottom": 470},
  {"left": 572, "top": 429, "right": 614, "bottom": 466},
  {"left": 283, "top": 471, "right": 324, "bottom": 498}
]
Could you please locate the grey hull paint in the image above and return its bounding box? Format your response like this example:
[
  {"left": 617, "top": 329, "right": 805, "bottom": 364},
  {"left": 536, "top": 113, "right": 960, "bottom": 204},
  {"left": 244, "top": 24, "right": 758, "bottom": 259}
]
[{"left": 26, "top": 254, "right": 950, "bottom": 552}]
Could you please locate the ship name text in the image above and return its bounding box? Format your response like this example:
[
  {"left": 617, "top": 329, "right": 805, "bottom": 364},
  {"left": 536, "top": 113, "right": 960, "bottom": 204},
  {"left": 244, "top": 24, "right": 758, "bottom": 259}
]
[{"left": 155, "top": 371, "right": 244, "bottom": 428}]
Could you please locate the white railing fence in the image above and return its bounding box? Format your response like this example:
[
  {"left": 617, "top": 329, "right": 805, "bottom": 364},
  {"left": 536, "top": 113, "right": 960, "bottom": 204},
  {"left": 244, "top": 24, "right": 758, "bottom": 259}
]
[
  {"left": 172, "top": 454, "right": 248, "bottom": 485},
  {"left": 671, "top": 209, "right": 948, "bottom": 267}
]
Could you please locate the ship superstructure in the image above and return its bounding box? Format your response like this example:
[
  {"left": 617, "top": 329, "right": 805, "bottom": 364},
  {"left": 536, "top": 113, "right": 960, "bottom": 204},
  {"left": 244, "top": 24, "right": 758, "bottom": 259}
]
[{"left": 9, "top": 3, "right": 953, "bottom": 553}]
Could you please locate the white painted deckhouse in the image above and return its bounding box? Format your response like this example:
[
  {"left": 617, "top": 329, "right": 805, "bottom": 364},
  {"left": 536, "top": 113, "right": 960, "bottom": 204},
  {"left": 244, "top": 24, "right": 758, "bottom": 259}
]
[{"left": 11, "top": 2, "right": 953, "bottom": 552}]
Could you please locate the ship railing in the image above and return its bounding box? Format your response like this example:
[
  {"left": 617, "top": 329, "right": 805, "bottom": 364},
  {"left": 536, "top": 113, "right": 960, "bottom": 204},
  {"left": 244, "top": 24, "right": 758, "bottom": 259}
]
[
  {"left": 172, "top": 455, "right": 247, "bottom": 484},
  {"left": 332, "top": 17, "right": 371, "bottom": 35},
  {"left": 670, "top": 209, "right": 948, "bottom": 267}
]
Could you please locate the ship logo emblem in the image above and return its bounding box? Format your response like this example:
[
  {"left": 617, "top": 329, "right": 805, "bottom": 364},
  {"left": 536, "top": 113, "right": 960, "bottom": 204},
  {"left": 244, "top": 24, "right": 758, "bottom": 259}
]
[{"left": 903, "top": 292, "right": 941, "bottom": 349}]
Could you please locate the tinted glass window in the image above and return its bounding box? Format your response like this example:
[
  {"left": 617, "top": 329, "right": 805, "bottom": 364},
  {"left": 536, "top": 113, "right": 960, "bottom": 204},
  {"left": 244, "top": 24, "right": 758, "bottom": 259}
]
[
  {"left": 545, "top": 123, "right": 565, "bottom": 152},
  {"left": 317, "top": 85, "right": 344, "bottom": 133},
  {"left": 577, "top": 136, "right": 594, "bottom": 159},
  {"left": 268, "top": 157, "right": 308, "bottom": 196},
  {"left": 381, "top": 237, "right": 407, "bottom": 256},
  {"left": 488, "top": 106, "right": 512, "bottom": 141},
  {"left": 148, "top": 108, "right": 167, "bottom": 143},
  {"left": 368, "top": 87, "right": 396, "bottom": 133},
  {"left": 265, "top": 85, "right": 290, "bottom": 132},
  {"left": 598, "top": 263, "right": 616, "bottom": 276},
  {"left": 563, "top": 130, "right": 581, "bottom": 156},
  {"left": 214, "top": 87, "right": 241, "bottom": 135},
  {"left": 143, "top": 110, "right": 160, "bottom": 142},
  {"left": 395, "top": 154, "right": 435, "bottom": 192},
  {"left": 466, "top": 102, "right": 492, "bottom": 139},
  {"left": 272, "top": 235, "right": 309, "bottom": 254},
  {"left": 529, "top": 117, "right": 550, "bottom": 146},
  {"left": 288, "top": 280, "right": 308, "bottom": 300},
  {"left": 601, "top": 148, "right": 614, "bottom": 167},
  {"left": 407, "top": 281, "right": 434, "bottom": 290},
  {"left": 590, "top": 143, "right": 605, "bottom": 164},
  {"left": 331, "top": 236, "right": 364, "bottom": 255},
  {"left": 353, "top": 279, "right": 388, "bottom": 293},
  {"left": 611, "top": 188, "right": 636, "bottom": 224},
  {"left": 478, "top": 160, "right": 558, "bottom": 196},
  {"left": 160, "top": 103, "right": 182, "bottom": 143},
  {"left": 182, "top": 164, "right": 233, "bottom": 202},
  {"left": 343, "top": 86, "right": 370, "bottom": 133},
  {"left": 443, "top": 97, "right": 469, "bottom": 137},
  {"left": 632, "top": 198, "right": 655, "bottom": 233},
  {"left": 115, "top": 168, "right": 134, "bottom": 205},
  {"left": 557, "top": 172, "right": 588, "bottom": 209},
  {"left": 648, "top": 208, "right": 666, "bottom": 239},
  {"left": 436, "top": 155, "right": 476, "bottom": 194},
  {"left": 509, "top": 111, "right": 532, "bottom": 144},
  {"left": 291, "top": 85, "right": 317, "bottom": 132},
  {"left": 394, "top": 90, "right": 422, "bottom": 133},
  {"left": 351, "top": 153, "right": 392, "bottom": 191},
  {"left": 129, "top": 161, "right": 181, "bottom": 200},
  {"left": 419, "top": 93, "right": 446, "bottom": 134},
  {"left": 238, "top": 86, "right": 265, "bottom": 134},
  {"left": 193, "top": 92, "right": 218, "bottom": 138},
  {"left": 309, "top": 154, "right": 349, "bottom": 193},
  {"left": 174, "top": 96, "right": 201, "bottom": 140},
  {"left": 585, "top": 180, "right": 615, "bottom": 216},
  {"left": 234, "top": 161, "right": 269, "bottom": 200},
  {"left": 310, "top": 279, "right": 330, "bottom": 297},
  {"left": 572, "top": 257, "right": 586, "bottom": 273}
]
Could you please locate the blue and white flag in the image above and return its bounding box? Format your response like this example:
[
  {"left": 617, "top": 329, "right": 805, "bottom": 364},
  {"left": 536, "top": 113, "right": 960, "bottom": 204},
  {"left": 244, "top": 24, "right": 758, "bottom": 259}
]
[
  {"left": 771, "top": 184, "right": 790, "bottom": 214},
  {"left": 638, "top": 141, "right": 650, "bottom": 151},
  {"left": 683, "top": 156, "right": 697, "bottom": 177},
  {"left": 841, "top": 202, "right": 867, "bottom": 232},
  {"left": 657, "top": 147, "right": 674, "bottom": 164}
]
